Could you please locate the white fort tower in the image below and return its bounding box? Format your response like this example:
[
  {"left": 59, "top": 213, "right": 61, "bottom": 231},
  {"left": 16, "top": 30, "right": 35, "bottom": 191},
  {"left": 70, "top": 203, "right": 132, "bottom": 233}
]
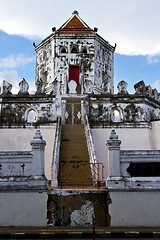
[{"left": 35, "top": 10, "right": 115, "bottom": 95}]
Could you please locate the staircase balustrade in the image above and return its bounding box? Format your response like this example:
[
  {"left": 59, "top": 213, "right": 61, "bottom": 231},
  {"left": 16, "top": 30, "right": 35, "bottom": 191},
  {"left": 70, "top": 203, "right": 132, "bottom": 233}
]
[
  {"left": 84, "top": 115, "right": 98, "bottom": 164},
  {"left": 84, "top": 115, "right": 103, "bottom": 186},
  {"left": 51, "top": 116, "right": 62, "bottom": 187}
]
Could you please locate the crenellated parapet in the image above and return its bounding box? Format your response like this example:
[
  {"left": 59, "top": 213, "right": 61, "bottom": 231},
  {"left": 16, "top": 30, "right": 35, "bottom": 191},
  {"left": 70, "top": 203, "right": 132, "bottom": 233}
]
[
  {"left": 1, "top": 78, "right": 160, "bottom": 126},
  {"left": 89, "top": 80, "right": 160, "bottom": 124},
  {"left": 0, "top": 78, "right": 61, "bottom": 125}
]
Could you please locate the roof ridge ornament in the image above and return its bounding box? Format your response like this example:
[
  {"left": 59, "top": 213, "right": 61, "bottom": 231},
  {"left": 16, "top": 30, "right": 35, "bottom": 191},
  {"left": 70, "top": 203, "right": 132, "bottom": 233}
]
[{"left": 72, "top": 10, "right": 79, "bottom": 15}]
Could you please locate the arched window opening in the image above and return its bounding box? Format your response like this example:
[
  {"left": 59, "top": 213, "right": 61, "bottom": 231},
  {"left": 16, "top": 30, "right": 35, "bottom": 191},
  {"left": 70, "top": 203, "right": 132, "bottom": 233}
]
[
  {"left": 102, "top": 50, "right": 105, "bottom": 60},
  {"left": 40, "top": 55, "right": 43, "bottom": 63},
  {"left": 43, "top": 50, "right": 47, "bottom": 61},
  {"left": 82, "top": 47, "right": 87, "bottom": 54},
  {"left": 41, "top": 71, "right": 47, "bottom": 85},
  {"left": 113, "top": 109, "right": 121, "bottom": 122},
  {"left": 61, "top": 47, "right": 67, "bottom": 53},
  {"left": 71, "top": 47, "right": 78, "bottom": 53},
  {"left": 27, "top": 110, "right": 37, "bottom": 123},
  {"left": 97, "top": 49, "right": 100, "bottom": 57}
]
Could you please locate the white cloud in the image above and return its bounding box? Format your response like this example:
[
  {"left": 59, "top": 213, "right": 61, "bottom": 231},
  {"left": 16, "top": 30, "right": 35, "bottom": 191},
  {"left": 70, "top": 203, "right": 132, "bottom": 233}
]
[
  {"left": 147, "top": 56, "right": 160, "bottom": 64},
  {"left": 0, "top": 71, "right": 36, "bottom": 94},
  {"left": 0, "top": 54, "right": 35, "bottom": 69},
  {"left": 0, "top": 70, "right": 20, "bottom": 93},
  {"left": 152, "top": 80, "right": 160, "bottom": 92},
  {"left": 0, "top": 0, "right": 160, "bottom": 56}
]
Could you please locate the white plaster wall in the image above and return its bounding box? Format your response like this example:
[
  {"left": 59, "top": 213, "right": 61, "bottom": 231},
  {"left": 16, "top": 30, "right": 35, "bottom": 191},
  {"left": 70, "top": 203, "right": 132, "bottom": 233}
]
[
  {"left": 0, "top": 192, "right": 48, "bottom": 226},
  {"left": 94, "top": 39, "right": 114, "bottom": 93},
  {"left": 36, "top": 41, "right": 54, "bottom": 84},
  {"left": 151, "top": 120, "right": 160, "bottom": 149},
  {"left": 55, "top": 37, "right": 95, "bottom": 93},
  {"left": 91, "top": 127, "right": 152, "bottom": 179},
  {"left": 109, "top": 191, "right": 160, "bottom": 226},
  {"left": 36, "top": 33, "right": 115, "bottom": 95},
  {"left": 0, "top": 126, "right": 56, "bottom": 180}
]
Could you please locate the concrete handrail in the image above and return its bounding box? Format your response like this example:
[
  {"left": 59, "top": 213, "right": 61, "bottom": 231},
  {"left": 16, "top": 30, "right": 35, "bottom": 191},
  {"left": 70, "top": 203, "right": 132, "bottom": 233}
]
[
  {"left": 52, "top": 116, "right": 62, "bottom": 165},
  {"left": 84, "top": 115, "right": 98, "bottom": 164},
  {"left": 51, "top": 116, "right": 62, "bottom": 187}
]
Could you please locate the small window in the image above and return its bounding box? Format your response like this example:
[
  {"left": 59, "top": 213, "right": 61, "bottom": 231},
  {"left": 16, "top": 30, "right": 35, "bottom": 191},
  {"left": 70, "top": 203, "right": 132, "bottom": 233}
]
[
  {"left": 43, "top": 50, "right": 47, "bottom": 60},
  {"left": 102, "top": 71, "right": 106, "bottom": 82},
  {"left": 27, "top": 110, "right": 37, "bottom": 123},
  {"left": 49, "top": 49, "right": 52, "bottom": 56},
  {"left": 61, "top": 47, "right": 67, "bottom": 53},
  {"left": 82, "top": 47, "right": 87, "bottom": 54},
  {"left": 41, "top": 71, "right": 47, "bottom": 85},
  {"left": 71, "top": 47, "right": 78, "bottom": 53},
  {"left": 40, "top": 55, "right": 43, "bottom": 62},
  {"left": 113, "top": 109, "right": 121, "bottom": 122},
  {"left": 102, "top": 50, "right": 105, "bottom": 60}
]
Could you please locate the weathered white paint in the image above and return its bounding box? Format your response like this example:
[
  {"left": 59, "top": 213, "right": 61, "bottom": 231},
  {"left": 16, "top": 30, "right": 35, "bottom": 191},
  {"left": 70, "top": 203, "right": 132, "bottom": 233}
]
[
  {"left": 106, "top": 128, "right": 121, "bottom": 177},
  {"left": 0, "top": 129, "right": 48, "bottom": 227},
  {"left": 51, "top": 117, "right": 61, "bottom": 187},
  {"left": 0, "top": 126, "right": 56, "bottom": 180},
  {"left": 151, "top": 120, "right": 160, "bottom": 149},
  {"left": 35, "top": 12, "right": 115, "bottom": 95},
  {"left": 0, "top": 151, "right": 32, "bottom": 177},
  {"left": 120, "top": 150, "right": 160, "bottom": 177},
  {"left": 106, "top": 128, "right": 160, "bottom": 186},
  {"left": 31, "top": 128, "right": 46, "bottom": 176},
  {"left": 92, "top": 127, "right": 153, "bottom": 179},
  {"left": 84, "top": 115, "right": 98, "bottom": 164},
  {"left": 0, "top": 192, "right": 48, "bottom": 226},
  {"left": 106, "top": 127, "right": 160, "bottom": 226},
  {"left": 109, "top": 191, "right": 160, "bottom": 226},
  {"left": 70, "top": 201, "right": 94, "bottom": 227}
]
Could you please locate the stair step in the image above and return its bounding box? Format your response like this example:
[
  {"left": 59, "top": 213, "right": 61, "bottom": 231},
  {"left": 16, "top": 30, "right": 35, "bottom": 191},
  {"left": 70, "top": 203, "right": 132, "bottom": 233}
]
[{"left": 58, "top": 124, "right": 92, "bottom": 187}]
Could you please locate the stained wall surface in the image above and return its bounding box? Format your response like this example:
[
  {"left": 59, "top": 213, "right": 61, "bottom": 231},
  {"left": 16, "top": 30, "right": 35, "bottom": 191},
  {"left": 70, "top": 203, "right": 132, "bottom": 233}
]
[
  {"left": 151, "top": 120, "right": 160, "bottom": 150},
  {"left": 0, "top": 192, "right": 48, "bottom": 226},
  {"left": 0, "top": 126, "right": 56, "bottom": 180},
  {"left": 91, "top": 127, "right": 153, "bottom": 178},
  {"left": 109, "top": 191, "right": 160, "bottom": 226},
  {"left": 48, "top": 189, "right": 110, "bottom": 227}
]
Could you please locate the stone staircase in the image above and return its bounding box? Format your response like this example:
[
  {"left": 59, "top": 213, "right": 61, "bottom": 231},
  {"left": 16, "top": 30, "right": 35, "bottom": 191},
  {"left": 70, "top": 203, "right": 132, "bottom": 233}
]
[{"left": 58, "top": 124, "right": 93, "bottom": 186}]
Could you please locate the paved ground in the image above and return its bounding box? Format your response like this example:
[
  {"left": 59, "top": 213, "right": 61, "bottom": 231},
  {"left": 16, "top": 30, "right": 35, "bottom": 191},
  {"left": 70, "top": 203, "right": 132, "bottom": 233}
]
[{"left": 0, "top": 226, "right": 160, "bottom": 238}]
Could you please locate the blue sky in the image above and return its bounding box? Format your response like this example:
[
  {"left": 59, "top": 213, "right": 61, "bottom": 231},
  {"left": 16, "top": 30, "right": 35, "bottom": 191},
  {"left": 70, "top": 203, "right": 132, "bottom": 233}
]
[
  {"left": 114, "top": 54, "right": 160, "bottom": 93},
  {"left": 0, "top": 0, "right": 160, "bottom": 94},
  {"left": 0, "top": 30, "right": 37, "bottom": 92}
]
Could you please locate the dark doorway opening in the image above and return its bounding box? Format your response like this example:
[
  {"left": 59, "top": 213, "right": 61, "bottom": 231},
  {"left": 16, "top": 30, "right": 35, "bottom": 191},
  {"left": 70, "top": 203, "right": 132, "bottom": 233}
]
[{"left": 69, "top": 65, "right": 81, "bottom": 93}]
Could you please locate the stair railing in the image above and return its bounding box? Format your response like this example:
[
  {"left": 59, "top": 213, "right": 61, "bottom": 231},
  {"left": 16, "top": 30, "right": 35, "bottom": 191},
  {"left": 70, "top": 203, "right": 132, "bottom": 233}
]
[
  {"left": 84, "top": 115, "right": 98, "bottom": 164},
  {"left": 51, "top": 116, "right": 62, "bottom": 187},
  {"left": 84, "top": 115, "right": 101, "bottom": 186}
]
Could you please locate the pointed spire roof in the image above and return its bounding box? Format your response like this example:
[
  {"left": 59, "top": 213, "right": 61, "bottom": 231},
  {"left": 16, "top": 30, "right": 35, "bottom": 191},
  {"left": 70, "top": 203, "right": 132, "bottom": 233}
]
[{"left": 57, "top": 11, "right": 94, "bottom": 34}]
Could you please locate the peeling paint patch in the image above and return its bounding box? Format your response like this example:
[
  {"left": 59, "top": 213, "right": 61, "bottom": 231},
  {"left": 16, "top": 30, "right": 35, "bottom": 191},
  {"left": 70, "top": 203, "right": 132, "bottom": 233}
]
[
  {"left": 48, "top": 190, "right": 110, "bottom": 227},
  {"left": 70, "top": 201, "right": 94, "bottom": 227}
]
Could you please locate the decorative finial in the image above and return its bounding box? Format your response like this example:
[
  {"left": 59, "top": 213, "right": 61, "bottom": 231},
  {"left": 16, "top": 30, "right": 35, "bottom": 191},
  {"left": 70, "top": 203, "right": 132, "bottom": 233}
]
[
  {"left": 109, "top": 127, "right": 118, "bottom": 140},
  {"left": 30, "top": 128, "right": 46, "bottom": 149},
  {"left": 72, "top": 10, "right": 79, "bottom": 15},
  {"left": 33, "top": 128, "right": 42, "bottom": 140},
  {"left": 106, "top": 127, "right": 121, "bottom": 147},
  {"left": 52, "top": 27, "right": 56, "bottom": 32}
]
